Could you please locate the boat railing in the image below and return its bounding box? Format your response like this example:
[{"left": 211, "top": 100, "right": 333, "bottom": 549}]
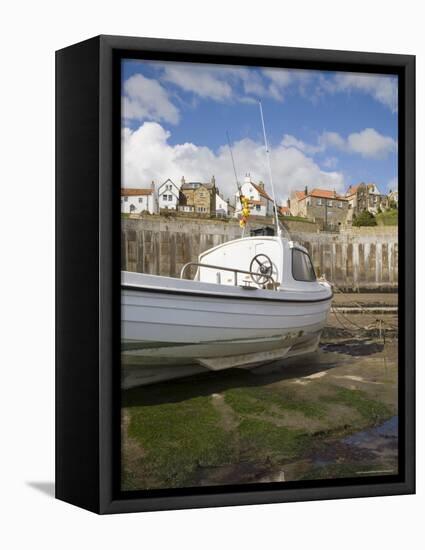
[{"left": 180, "top": 261, "right": 276, "bottom": 288}]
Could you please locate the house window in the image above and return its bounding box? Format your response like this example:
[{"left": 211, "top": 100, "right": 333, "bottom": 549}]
[
  {"left": 168, "top": 195, "right": 172, "bottom": 201},
  {"left": 328, "top": 200, "right": 333, "bottom": 207},
  {"left": 138, "top": 197, "right": 143, "bottom": 203},
  {"left": 256, "top": 205, "right": 261, "bottom": 211},
  {"left": 317, "top": 199, "right": 322, "bottom": 206},
  {"left": 306, "top": 199, "right": 311, "bottom": 206},
  {"left": 124, "top": 197, "right": 128, "bottom": 202},
  {"left": 338, "top": 201, "right": 343, "bottom": 208},
  {"left": 162, "top": 194, "right": 167, "bottom": 200},
  {"left": 129, "top": 204, "right": 135, "bottom": 212}
]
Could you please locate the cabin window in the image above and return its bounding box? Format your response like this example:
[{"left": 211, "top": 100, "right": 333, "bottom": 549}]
[{"left": 292, "top": 249, "right": 316, "bottom": 282}]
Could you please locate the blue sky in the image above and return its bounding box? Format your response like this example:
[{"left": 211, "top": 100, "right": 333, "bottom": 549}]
[{"left": 121, "top": 59, "right": 398, "bottom": 203}]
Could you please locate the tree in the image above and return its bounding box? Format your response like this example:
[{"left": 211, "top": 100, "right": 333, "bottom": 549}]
[{"left": 352, "top": 210, "right": 377, "bottom": 227}]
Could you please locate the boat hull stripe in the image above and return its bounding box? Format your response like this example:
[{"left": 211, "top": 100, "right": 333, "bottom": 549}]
[{"left": 121, "top": 284, "right": 333, "bottom": 304}]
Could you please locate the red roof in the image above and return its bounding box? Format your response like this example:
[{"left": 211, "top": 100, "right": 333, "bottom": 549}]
[
  {"left": 251, "top": 182, "right": 273, "bottom": 202},
  {"left": 121, "top": 188, "right": 153, "bottom": 196},
  {"left": 295, "top": 188, "right": 346, "bottom": 201},
  {"left": 346, "top": 183, "right": 362, "bottom": 196},
  {"left": 279, "top": 206, "right": 291, "bottom": 214}
]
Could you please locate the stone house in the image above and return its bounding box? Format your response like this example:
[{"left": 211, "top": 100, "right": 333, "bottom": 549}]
[
  {"left": 121, "top": 183, "right": 157, "bottom": 214},
  {"left": 346, "top": 183, "right": 388, "bottom": 215},
  {"left": 234, "top": 175, "right": 274, "bottom": 217},
  {"left": 178, "top": 176, "right": 217, "bottom": 215},
  {"left": 290, "top": 187, "right": 348, "bottom": 227}
]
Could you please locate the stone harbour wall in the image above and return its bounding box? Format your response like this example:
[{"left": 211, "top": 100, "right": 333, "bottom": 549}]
[{"left": 121, "top": 216, "right": 398, "bottom": 291}]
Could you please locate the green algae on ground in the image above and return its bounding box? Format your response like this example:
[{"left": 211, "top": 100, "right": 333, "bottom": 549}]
[
  {"left": 121, "top": 336, "right": 398, "bottom": 490},
  {"left": 237, "top": 418, "right": 308, "bottom": 461},
  {"left": 124, "top": 395, "right": 236, "bottom": 490},
  {"left": 322, "top": 386, "right": 393, "bottom": 427},
  {"left": 224, "top": 386, "right": 327, "bottom": 419}
]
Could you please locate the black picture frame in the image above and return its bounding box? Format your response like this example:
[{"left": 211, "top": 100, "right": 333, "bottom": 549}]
[{"left": 56, "top": 34, "right": 415, "bottom": 514}]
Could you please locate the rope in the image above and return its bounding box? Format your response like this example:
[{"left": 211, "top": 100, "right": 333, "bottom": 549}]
[{"left": 330, "top": 282, "right": 398, "bottom": 338}]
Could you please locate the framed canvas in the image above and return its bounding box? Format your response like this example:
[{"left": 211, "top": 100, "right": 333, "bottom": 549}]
[{"left": 56, "top": 35, "right": 415, "bottom": 514}]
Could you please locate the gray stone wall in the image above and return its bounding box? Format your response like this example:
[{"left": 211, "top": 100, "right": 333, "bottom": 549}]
[{"left": 121, "top": 216, "right": 398, "bottom": 291}]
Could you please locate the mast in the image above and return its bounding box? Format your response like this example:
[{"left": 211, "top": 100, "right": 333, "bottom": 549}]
[
  {"left": 226, "top": 130, "right": 242, "bottom": 197},
  {"left": 259, "top": 101, "right": 281, "bottom": 237},
  {"left": 226, "top": 131, "right": 247, "bottom": 236}
]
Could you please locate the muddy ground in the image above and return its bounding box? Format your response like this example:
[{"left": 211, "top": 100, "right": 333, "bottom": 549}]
[{"left": 121, "top": 304, "right": 398, "bottom": 491}]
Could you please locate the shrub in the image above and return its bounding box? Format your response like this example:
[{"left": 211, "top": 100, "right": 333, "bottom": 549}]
[{"left": 352, "top": 210, "right": 377, "bottom": 227}]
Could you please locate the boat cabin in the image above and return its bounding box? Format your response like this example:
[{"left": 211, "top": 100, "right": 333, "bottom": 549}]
[{"left": 189, "top": 236, "right": 316, "bottom": 291}]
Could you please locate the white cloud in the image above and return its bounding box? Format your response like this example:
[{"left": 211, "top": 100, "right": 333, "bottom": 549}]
[
  {"left": 325, "top": 73, "right": 398, "bottom": 112},
  {"left": 158, "top": 63, "right": 313, "bottom": 103},
  {"left": 281, "top": 134, "right": 321, "bottom": 154},
  {"left": 346, "top": 128, "right": 397, "bottom": 158},
  {"left": 322, "top": 157, "right": 339, "bottom": 169},
  {"left": 319, "top": 131, "right": 346, "bottom": 151},
  {"left": 262, "top": 68, "right": 313, "bottom": 101},
  {"left": 161, "top": 64, "right": 233, "bottom": 101},
  {"left": 122, "top": 74, "right": 180, "bottom": 124},
  {"left": 122, "top": 122, "right": 345, "bottom": 203},
  {"left": 282, "top": 128, "right": 396, "bottom": 159}
]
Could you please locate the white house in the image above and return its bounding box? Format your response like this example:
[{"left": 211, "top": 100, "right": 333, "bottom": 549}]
[
  {"left": 215, "top": 193, "right": 229, "bottom": 217},
  {"left": 158, "top": 178, "right": 181, "bottom": 210},
  {"left": 121, "top": 184, "right": 157, "bottom": 214},
  {"left": 388, "top": 189, "right": 398, "bottom": 206},
  {"left": 234, "top": 175, "right": 275, "bottom": 217}
]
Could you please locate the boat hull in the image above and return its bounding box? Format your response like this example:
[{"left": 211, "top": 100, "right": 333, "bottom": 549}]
[{"left": 121, "top": 272, "right": 332, "bottom": 384}]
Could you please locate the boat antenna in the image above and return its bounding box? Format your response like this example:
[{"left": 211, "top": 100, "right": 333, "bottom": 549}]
[
  {"left": 226, "top": 130, "right": 242, "bottom": 196},
  {"left": 226, "top": 131, "right": 247, "bottom": 236},
  {"left": 259, "top": 101, "right": 281, "bottom": 237}
]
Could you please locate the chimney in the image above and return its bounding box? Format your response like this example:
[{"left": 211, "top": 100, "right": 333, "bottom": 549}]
[
  {"left": 304, "top": 185, "right": 308, "bottom": 196},
  {"left": 258, "top": 180, "right": 265, "bottom": 190},
  {"left": 211, "top": 175, "right": 216, "bottom": 185},
  {"left": 287, "top": 198, "right": 291, "bottom": 208},
  {"left": 181, "top": 176, "right": 185, "bottom": 185},
  {"left": 151, "top": 180, "right": 155, "bottom": 191}
]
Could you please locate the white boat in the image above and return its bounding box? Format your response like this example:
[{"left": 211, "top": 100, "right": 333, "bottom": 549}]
[{"left": 121, "top": 235, "right": 333, "bottom": 386}]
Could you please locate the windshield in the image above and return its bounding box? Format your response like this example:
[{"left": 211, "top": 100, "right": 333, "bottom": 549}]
[{"left": 292, "top": 248, "right": 316, "bottom": 282}]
